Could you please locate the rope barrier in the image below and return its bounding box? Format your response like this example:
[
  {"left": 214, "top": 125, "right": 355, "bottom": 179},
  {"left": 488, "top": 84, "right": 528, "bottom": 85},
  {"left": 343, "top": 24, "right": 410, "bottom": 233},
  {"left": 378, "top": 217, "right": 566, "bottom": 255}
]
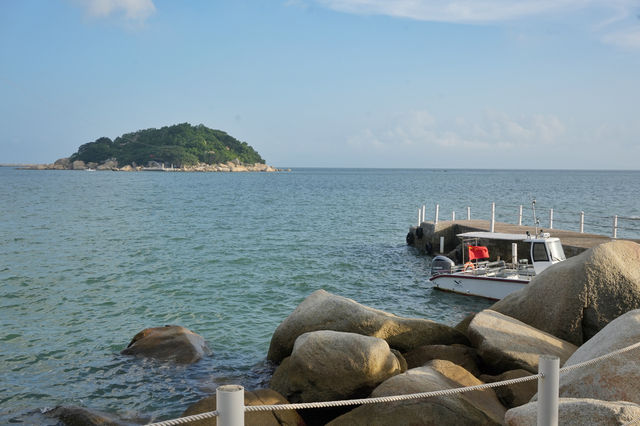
[{"left": 148, "top": 339, "right": 640, "bottom": 426}]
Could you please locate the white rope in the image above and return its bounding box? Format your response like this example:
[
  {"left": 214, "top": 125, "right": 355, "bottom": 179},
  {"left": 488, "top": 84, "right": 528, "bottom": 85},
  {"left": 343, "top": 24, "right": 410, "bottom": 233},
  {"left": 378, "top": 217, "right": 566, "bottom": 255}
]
[
  {"left": 147, "top": 339, "right": 640, "bottom": 425},
  {"left": 148, "top": 411, "right": 218, "bottom": 426},
  {"left": 559, "top": 340, "right": 640, "bottom": 373}
]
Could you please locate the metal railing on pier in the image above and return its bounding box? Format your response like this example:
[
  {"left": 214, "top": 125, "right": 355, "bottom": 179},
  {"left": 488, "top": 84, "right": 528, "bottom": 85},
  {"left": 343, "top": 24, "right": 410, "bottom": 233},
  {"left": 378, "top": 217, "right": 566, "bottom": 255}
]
[{"left": 416, "top": 202, "right": 640, "bottom": 239}]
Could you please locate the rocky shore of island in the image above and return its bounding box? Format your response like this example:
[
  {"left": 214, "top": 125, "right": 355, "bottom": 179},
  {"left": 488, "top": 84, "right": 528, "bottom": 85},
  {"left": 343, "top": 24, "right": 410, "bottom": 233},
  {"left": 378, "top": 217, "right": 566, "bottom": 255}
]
[
  {"left": 17, "top": 157, "right": 288, "bottom": 172},
  {"left": 45, "top": 239, "right": 640, "bottom": 425}
]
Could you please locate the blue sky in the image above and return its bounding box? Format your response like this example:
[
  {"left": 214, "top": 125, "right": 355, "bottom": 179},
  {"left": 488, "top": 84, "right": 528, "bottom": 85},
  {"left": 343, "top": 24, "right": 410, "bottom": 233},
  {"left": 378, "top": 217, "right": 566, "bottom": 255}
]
[{"left": 1, "top": 0, "right": 639, "bottom": 168}]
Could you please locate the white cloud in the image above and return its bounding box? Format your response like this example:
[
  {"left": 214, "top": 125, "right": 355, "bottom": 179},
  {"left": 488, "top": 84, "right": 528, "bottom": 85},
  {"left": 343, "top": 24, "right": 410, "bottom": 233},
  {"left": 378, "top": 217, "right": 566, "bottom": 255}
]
[
  {"left": 312, "top": 0, "right": 640, "bottom": 49},
  {"left": 347, "top": 109, "right": 566, "bottom": 154},
  {"left": 314, "top": 0, "right": 622, "bottom": 23},
  {"left": 602, "top": 27, "right": 640, "bottom": 49},
  {"left": 76, "top": 0, "right": 156, "bottom": 22}
]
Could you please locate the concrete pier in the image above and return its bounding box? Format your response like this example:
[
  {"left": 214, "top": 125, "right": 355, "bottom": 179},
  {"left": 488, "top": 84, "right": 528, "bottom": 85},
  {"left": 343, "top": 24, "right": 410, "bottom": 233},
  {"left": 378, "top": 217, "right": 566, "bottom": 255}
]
[{"left": 407, "top": 219, "right": 638, "bottom": 261}]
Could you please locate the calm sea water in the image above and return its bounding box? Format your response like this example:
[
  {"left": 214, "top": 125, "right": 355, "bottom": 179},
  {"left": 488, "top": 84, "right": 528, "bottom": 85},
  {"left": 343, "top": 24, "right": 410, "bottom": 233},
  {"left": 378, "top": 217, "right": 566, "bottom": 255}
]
[{"left": 2, "top": 167, "right": 639, "bottom": 424}]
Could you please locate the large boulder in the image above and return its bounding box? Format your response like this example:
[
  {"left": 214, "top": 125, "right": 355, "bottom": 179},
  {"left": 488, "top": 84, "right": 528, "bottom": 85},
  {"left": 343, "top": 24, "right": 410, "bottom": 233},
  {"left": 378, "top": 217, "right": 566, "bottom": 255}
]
[
  {"left": 54, "top": 157, "right": 71, "bottom": 169},
  {"left": 182, "top": 388, "right": 305, "bottom": 426},
  {"left": 71, "top": 160, "right": 86, "bottom": 170},
  {"left": 467, "top": 310, "right": 577, "bottom": 374},
  {"left": 491, "top": 240, "right": 640, "bottom": 345},
  {"left": 327, "top": 360, "right": 506, "bottom": 425},
  {"left": 270, "top": 330, "right": 405, "bottom": 403},
  {"left": 403, "top": 343, "right": 481, "bottom": 377},
  {"left": 480, "top": 369, "right": 537, "bottom": 409},
  {"left": 268, "top": 290, "right": 468, "bottom": 363},
  {"left": 558, "top": 309, "right": 640, "bottom": 403},
  {"left": 505, "top": 398, "right": 640, "bottom": 425},
  {"left": 121, "top": 325, "right": 211, "bottom": 364}
]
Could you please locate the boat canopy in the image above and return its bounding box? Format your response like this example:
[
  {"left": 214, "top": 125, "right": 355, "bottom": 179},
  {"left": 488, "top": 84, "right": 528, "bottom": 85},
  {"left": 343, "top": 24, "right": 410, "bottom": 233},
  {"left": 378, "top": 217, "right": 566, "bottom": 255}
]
[{"left": 457, "top": 232, "right": 535, "bottom": 241}]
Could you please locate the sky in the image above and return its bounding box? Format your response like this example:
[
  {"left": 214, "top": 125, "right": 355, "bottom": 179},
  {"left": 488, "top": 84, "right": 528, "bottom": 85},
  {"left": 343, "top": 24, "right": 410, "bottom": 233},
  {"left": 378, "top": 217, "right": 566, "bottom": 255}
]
[{"left": 0, "top": 0, "right": 639, "bottom": 169}]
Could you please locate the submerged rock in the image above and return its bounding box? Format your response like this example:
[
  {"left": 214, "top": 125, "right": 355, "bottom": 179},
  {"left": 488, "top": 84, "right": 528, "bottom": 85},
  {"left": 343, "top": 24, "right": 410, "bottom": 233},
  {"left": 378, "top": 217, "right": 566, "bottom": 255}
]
[
  {"left": 121, "top": 325, "right": 211, "bottom": 364},
  {"left": 491, "top": 240, "right": 640, "bottom": 345},
  {"left": 270, "top": 330, "right": 405, "bottom": 403},
  {"left": 467, "top": 310, "right": 577, "bottom": 374},
  {"left": 268, "top": 290, "right": 468, "bottom": 363},
  {"left": 44, "top": 405, "right": 132, "bottom": 426}
]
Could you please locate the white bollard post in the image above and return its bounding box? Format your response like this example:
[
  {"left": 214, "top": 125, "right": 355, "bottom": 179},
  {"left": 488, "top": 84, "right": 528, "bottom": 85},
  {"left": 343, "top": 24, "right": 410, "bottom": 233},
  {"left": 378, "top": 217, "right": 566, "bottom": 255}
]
[
  {"left": 418, "top": 208, "right": 421, "bottom": 226},
  {"left": 452, "top": 211, "right": 456, "bottom": 221},
  {"left": 580, "top": 211, "right": 584, "bottom": 233},
  {"left": 435, "top": 204, "right": 440, "bottom": 225},
  {"left": 613, "top": 215, "right": 618, "bottom": 239},
  {"left": 467, "top": 206, "right": 471, "bottom": 221},
  {"left": 537, "top": 356, "right": 559, "bottom": 426},
  {"left": 422, "top": 205, "right": 426, "bottom": 223},
  {"left": 490, "top": 202, "right": 495, "bottom": 233},
  {"left": 439, "top": 236, "right": 444, "bottom": 254},
  {"left": 519, "top": 205, "right": 523, "bottom": 226},
  {"left": 217, "top": 385, "right": 245, "bottom": 426},
  {"left": 512, "top": 243, "right": 518, "bottom": 266},
  {"left": 549, "top": 209, "right": 554, "bottom": 229}
]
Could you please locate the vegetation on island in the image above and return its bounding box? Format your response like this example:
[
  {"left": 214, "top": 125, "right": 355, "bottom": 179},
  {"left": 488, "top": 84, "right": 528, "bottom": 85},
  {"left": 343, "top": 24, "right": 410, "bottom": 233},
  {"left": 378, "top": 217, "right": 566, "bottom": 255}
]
[{"left": 69, "top": 123, "right": 264, "bottom": 167}]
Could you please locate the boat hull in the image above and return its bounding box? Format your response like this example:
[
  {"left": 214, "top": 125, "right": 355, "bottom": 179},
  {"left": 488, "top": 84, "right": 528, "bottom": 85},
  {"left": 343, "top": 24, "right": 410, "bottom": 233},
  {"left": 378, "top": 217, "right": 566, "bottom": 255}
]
[{"left": 429, "top": 274, "right": 528, "bottom": 300}]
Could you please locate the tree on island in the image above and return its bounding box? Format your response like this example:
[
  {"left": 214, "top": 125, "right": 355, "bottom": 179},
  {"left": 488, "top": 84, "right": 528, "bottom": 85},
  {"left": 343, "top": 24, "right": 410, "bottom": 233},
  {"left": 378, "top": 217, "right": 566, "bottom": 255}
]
[{"left": 70, "top": 123, "right": 264, "bottom": 167}]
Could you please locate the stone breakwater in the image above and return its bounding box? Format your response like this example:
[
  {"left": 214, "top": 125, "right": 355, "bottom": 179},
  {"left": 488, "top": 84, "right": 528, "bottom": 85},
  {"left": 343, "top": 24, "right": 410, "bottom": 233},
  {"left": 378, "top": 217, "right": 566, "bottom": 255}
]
[
  {"left": 19, "top": 157, "right": 288, "bottom": 172},
  {"left": 45, "top": 240, "right": 640, "bottom": 425}
]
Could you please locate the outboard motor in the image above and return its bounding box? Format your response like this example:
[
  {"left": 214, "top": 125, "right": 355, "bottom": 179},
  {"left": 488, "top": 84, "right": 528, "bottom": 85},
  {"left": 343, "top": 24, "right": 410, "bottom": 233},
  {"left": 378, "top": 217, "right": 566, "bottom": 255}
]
[{"left": 431, "top": 255, "right": 455, "bottom": 276}]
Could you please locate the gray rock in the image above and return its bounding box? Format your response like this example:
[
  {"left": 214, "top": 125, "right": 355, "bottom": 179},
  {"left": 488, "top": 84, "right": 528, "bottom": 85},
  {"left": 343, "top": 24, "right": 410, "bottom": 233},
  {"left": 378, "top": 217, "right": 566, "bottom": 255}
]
[
  {"left": 270, "top": 330, "right": 405, "bottom": 403},
  {"left": 44, "top": 405, "right": 132, "bottom": 426},
  {"left": 327, "top": 360, "right": 505, "bottom": 426},
  {"left": 268, "top": 290, "right": 469, "bottom": 363},
  {"left": 491, "top": 240, "right": 640, "bottom": 346},
  {"left": 505, "top": 398, "right": 640, "bottom": 426},
  {"left": 182, "top": 388, "right": 305, "bottom": 426},
  {"left": 121, "top": 325, "right": 211, "bottom": 364},
  {"left": 403, "top": 343, "right": 481, "bottom": 377},
  {"left": 467, "top": 310, "right": 577, "bottom": 374},
  {"left": 558, "top": 309, "right": 640, "bottom": 403},
  {"left": 71, "top": 160, "right": 86, "bottom": 170},
  {"left": 480, "top": 369, "right": 537, "bottom": 408}
]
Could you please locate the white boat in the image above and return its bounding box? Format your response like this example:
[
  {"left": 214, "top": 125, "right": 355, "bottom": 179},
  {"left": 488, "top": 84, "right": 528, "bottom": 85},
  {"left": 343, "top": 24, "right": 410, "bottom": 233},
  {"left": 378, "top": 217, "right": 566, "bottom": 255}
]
[{"left": 429, "top": 231, "right": 566, "bottom": 300}]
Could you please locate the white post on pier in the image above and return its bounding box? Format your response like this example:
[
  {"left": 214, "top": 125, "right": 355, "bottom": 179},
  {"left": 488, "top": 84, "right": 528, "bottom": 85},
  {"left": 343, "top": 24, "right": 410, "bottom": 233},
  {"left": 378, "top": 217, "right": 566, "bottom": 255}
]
[
  {"left": 490, "top": 202, "right": 496, "bottom": 233},
  {"left": 418, "top": 208, "right": 421, "bottom": 226},
  {"left": 580, "top": 211, "right": 584, "bottom": 233},
  {"left": 217, "top": 385, "right": 245, "bottom": 426},
  {"left": 549, "top": 209, "right": 554, "bottom": 230},
  {"left": 518, "top": 205, "right": 523, "bottom": 226},
  {"left": 435, "top": 204, "right": 440, "bottom": 225},
  {"left": 613, "top": 215, "right": 618, "bottom": 239},
  {"left": 512, "top": 243, "right": 518, "bottom": 266},
  {"left": 439, "top": 236, "right": 445, "bottom": 254},
  {"left": 422, "top": 205, "right": 426, "bottom": 224},
  {"left": 467, "top": 206, "right": 471, "bottom": 221},
  {"left": 452, "top": 211, "right": 456, "bottom": 221},
  {"left": 537, "top": 356, "right": 559, "bottom": 426}
]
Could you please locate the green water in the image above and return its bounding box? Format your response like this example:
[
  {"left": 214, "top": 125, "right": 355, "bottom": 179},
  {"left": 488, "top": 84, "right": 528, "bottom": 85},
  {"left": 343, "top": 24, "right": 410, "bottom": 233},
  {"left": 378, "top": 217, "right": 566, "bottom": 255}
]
[{"left": 1, "top": 167, "right": 639, "bottom": 423}]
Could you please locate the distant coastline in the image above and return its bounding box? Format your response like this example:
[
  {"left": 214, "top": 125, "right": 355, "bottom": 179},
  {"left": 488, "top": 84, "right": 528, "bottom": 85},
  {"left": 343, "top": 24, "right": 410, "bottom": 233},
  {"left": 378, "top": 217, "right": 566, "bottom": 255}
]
[{"left": 9, "top": 160, "right": 289, "bottom": 173}]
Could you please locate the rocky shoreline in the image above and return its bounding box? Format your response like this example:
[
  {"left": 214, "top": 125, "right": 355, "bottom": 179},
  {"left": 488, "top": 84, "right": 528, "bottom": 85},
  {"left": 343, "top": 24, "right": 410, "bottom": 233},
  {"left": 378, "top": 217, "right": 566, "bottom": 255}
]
[
  {"left": 15, "top": 157, "right": 289, "bottom": 172},
  {"left": 45, "top": 240, "right": 640, "bottom": 425}
]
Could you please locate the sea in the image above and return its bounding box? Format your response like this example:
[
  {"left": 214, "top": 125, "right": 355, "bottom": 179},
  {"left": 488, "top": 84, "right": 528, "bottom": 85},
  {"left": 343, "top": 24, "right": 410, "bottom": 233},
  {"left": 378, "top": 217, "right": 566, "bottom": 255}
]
[{"left": 2, "top": 167, "right": 639, "bottom": 424}]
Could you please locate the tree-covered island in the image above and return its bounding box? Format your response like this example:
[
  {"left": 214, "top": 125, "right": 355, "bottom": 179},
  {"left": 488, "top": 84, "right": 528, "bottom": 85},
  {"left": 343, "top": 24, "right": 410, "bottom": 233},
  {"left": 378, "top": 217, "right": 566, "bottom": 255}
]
[{"left": 31, "top": 123, "right": 284, "bottom": 172}]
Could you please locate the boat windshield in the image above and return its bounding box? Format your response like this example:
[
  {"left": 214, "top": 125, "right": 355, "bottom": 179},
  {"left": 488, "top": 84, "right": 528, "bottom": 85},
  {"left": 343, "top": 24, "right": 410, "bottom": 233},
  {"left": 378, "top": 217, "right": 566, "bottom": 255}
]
[{"left": 548, "top": 240, "right": 566, "bottom": 262}]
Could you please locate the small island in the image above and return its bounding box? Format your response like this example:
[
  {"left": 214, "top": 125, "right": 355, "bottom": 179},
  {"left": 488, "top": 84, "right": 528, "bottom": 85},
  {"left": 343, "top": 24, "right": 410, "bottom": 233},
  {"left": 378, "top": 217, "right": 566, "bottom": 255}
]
[{"left": 24, "top": 123, "right": 286, "bottom": 172}]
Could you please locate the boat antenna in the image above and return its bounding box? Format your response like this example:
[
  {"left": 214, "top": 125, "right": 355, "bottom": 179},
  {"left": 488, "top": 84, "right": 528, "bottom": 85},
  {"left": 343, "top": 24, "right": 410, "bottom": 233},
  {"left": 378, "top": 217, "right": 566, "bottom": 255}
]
[{"left": 532, "top": 198, "right": 539, "bottom": 236}]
